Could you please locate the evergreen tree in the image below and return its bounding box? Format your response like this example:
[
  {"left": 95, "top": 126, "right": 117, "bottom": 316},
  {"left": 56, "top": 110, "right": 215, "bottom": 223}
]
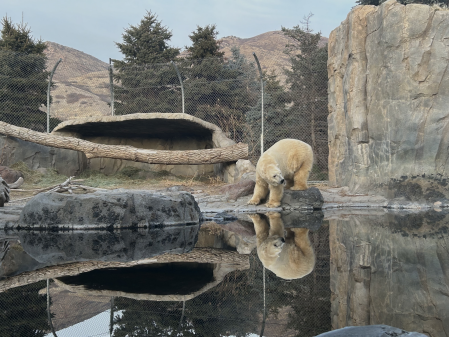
[
  {"left": 282, "top": 14, "right": 329, "bottom": 178},
  {"left": 0, "top": 281, "right": 49, "bottom": 337},
  {"left": 246, "top": 70, "right": 290, "bottom": 158},
  {"left": 0, "top": 16, "right": 59, "bottom": 132},
  {"left": 185, "top": 24, "right": 224, "bottom": 60},
  {"left": 183, "top": 26, "right": 258, "bottom": 142},
  {"left": 112, "top": 11, "right": 181, "bottom": 115}
]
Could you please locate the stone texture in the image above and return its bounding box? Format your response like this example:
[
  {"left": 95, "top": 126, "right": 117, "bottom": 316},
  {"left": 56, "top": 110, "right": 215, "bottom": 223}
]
[
  {"left": 0, "top": 166, "right": 23, "bottom": 184},
  {"left": 316, "top": 325, "right": 426, "bottom": 337},
  {"left": 328, "top": 0, "right": 449, "bottom": 203},
  {"left": 52, "top": 113, "right": 238, "bottom": 181},
  {"left": 18, "top": 225, "right": 199, "bottom": 264},
  {"left": 0, "top": 178, "right": 9, "bottom": 206},
  {"left": 329, "top": 210, "right": 449, "bottom": 335},
  {"left": 234, "top": 159, "right": 256, "bottom": 182},
  {"left": 281, "top": 187, "right": 324, "bottom": 210},
  {"left": 218, "top": 179, "right": 256, "bottom": 201},
  {"left": 18, "top": 189, "right": 201, "bottom": 228},
  {"left": 0, "top": 136, "right": 86, "bottom": 177}
]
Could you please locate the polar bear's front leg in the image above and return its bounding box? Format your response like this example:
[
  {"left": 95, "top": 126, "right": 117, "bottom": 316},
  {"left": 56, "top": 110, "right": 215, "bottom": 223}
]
[
  {"left": 265, "top": 184, "right": 283, "bottom": 208},
  {"left": 248, "top": 174, "right": 269, "bottom": 205}
]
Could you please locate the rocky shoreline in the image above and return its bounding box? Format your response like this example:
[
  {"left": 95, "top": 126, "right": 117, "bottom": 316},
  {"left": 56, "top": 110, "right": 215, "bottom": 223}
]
[{"left": 0, "top": 184, "right": 446, "bottom": 231}]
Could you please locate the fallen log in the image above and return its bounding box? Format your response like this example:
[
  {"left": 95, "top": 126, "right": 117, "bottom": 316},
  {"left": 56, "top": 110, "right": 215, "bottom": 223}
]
[{"left": 0, "top": 121, "right": 248, "bottom": 164}]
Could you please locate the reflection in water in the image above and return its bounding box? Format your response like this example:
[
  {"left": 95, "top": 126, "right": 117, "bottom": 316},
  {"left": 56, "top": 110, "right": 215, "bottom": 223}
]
[
  {"left": 0, "top": 215, "right": 331, "bottom": 337},
  {"left": 248, "top": 212, "right": 316, "bottom": 280},
  {"left": 329, "top": 210, "right": 449, "bottom": 336},
  {"left": 19, "top": 224, "right": 200, "bottom": 265}
]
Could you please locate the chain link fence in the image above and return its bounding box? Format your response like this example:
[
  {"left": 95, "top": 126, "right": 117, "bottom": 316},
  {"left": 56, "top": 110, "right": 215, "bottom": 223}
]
[
  {"left": 0, "top": 50, "right": 328, "bottom": 180},
  {"left": 0, "top": 223, "right": 330, "bottom": 337}
]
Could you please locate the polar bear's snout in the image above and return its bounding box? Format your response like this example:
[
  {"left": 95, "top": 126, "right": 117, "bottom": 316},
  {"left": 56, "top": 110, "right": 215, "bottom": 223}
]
[
  {"left": 273, "top": 237, "right": 285, "bottom": 248},
  {"left": 271, "top": 173, "right": 285, "bottom": 186}
]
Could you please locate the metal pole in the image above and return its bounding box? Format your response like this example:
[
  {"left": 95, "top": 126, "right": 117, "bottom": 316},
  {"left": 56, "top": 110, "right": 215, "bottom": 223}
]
[
  {"left": 109, "top": 58, "right": 115, "bottom": 116},
  {"left": 253, "top": 53, "right": 264, "bottom": 154},
  {"left": 259, "top": 266, "right": 266, "bottom": 337},
  {"left": 109, "top": 296, "right": 115, "bottom": 336},
  {"left": 171, "top": 61, "right": 185, "bottom": 114},
  {"left": 47, "top": 58, "right": 62, "bottom": 133},
  {"left": 47, "top": 279, "right": 58, "bottom": 337}
]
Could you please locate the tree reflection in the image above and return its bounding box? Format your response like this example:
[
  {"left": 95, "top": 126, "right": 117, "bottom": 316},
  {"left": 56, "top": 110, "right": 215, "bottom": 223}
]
[
  {"left": 108, "top": 223, "right": 330, "bottom": 337},
  {"left": 0, "top": 281, "right": 49, "bottom": 337}
]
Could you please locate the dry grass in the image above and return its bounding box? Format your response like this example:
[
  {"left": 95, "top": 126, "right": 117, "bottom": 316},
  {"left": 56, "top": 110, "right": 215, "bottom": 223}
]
[{"left": 8, "top": 163, "right": 227, "bottom": 202}]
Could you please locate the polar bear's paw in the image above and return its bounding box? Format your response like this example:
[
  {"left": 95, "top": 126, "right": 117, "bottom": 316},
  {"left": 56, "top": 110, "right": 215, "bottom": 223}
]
[
  {"left": 247, "top": 213, "right": 261, "bottom": 221},
  {"left": 264, "top": 201, "right": 281, "bottom": 208},
  {"left": 266, "top": 211, "right": 281, "bottom": 218},
  {"left": 247, "top": 198, "right": 260, "bottom": 205}
]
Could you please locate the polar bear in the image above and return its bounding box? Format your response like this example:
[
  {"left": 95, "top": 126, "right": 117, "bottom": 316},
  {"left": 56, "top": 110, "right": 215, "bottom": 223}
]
[
  {"left": 248, "top": 139, "right": 313, "bottom": 208},
  {"left": 248, "top": 212, "right": 315, "bottom": 280}
]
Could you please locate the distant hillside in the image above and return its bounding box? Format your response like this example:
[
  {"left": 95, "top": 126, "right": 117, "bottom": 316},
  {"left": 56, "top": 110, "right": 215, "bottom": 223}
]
[
  {"left": 43, "top": 32, "right": 328, "bottom": 121},
  {"left": 219, "top": 31, "right": 328, "bottom": 82},
  {"left": 44, "top": 42, "right": 111, "bottom": 121}
]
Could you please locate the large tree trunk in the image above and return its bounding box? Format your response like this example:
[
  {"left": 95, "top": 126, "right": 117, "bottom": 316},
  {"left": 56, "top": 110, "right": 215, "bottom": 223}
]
[{"left": 0, "top": 121, "right": 248, "bottom": 164}]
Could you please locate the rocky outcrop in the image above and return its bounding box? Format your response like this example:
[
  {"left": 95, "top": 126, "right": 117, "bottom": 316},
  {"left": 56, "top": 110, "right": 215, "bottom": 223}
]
[
  {"left": 0, "top": 136, "right": 86, "bottom": 177},
  {"left": 329, "top": 210, "right": 449, "bottom": 336},
  {"left": 18, "top": 190, "right": 201, "bottom": 229},
  {"left": 0, "top": 178, "right": 9, "bottom": 206},
  {"left": 328, "top": 0, "right": 449, "bottom": 204},
  {"left": 52, "top": 112, "right": 239, "bottom": 181},
  {"left": 316, "top": 325, "right": 426, "bottom": 337}
]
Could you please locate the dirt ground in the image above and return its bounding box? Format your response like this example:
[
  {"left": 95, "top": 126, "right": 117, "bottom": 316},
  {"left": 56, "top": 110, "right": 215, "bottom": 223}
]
[{"left": 7, "top": 162, "right": 329, "bottom": 204}]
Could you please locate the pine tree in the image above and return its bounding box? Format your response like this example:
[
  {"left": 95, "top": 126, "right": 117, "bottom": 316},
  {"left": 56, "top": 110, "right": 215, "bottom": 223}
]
[
  {"left": 183, "top": 26, "right": 258, "bottom": 142},
  {"left": 282, "top": 14, "right": 329, "bottom": 179},
  {"left": 112, "top": 11, "right": 181, "bottom": 115},
  {"left": 0, "top": 281, "right": 49, "bottom": 337},
  {"left": 0, "top": 16, "right": 59, "bottom": 132},
  {"left": 185, "top": 24, "right": 224, "bottom": 59},
  {"left": 246, "top": 70, "right": 289, "bottom": 157}
]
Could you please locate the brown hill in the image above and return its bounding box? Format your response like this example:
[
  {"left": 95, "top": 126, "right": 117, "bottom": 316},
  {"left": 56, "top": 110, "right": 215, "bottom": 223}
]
[
  {"left": 44, "top": 42, "right": 111, "bottom": 121},
  {"left": 43, "top": 32, "right": 328, "bottom": 121},
  {"left": 219, "top": 31, "right": 328, "bottom": 82}
]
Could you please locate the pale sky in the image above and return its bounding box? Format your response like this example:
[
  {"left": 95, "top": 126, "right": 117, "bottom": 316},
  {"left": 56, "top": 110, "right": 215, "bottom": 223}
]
[{"left": 2, "top": 0, "right": 355, "bottom": 62}]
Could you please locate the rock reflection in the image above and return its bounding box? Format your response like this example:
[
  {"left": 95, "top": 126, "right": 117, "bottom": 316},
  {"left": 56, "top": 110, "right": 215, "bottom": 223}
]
[
  {"left": 248, "top": 211, "right": 322, "bottom": 280},
  {"left": 18, "top": 224, "right": 200, "bottom": 265},
  {"left": 328, "top": 209, "right": 449, "bottom": 336}
]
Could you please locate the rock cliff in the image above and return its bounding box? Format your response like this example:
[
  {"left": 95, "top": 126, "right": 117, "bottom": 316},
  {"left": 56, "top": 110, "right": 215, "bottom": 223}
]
[{"left": 328, "top": 0, "right": 449, "bottom": 203}]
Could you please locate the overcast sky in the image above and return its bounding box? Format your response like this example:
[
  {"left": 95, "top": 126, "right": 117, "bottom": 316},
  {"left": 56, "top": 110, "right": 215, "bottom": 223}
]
[{"left": 3, "top": 0, "right": 355, "bottom": 63}]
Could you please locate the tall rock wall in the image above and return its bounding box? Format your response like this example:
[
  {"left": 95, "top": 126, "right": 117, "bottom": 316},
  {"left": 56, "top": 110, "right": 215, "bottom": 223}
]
[{"left": 328, "top": 0, "right": 449, "bottom": 202}]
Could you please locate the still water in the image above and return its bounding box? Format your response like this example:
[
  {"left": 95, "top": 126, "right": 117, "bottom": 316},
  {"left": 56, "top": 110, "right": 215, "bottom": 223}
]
[{"left": 0, "top": 209, "right": 448, "bottom": 337}]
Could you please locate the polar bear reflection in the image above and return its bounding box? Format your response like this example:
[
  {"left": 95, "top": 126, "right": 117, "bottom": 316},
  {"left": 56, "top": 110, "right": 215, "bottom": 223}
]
[{"left": 248, "top": 212, "right": 315, "bottom": 280}]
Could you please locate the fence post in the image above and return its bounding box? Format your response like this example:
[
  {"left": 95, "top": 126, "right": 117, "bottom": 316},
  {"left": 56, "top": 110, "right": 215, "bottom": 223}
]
[
  {"left": 109, "top": 58, "right": 115, "bottom": 116},
  {"left": 47, "top": 58, "right": 62, "bottom": 133},
  {"left": 252, "top": 53, "right": 264, "bottom": 154},
  {"left": 171, "top": 61, "right": 185, "bottom": 114}
]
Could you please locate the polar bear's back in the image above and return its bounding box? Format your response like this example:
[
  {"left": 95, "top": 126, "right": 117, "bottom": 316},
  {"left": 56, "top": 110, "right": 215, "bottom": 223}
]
[{"left": 263, "top": 139, "right": 313, "bottom": 174}]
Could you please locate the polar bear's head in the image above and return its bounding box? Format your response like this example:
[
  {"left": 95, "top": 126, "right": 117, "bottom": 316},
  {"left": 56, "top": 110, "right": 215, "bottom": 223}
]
[
  {"left": 258, "top": 235, "right": 285, "bottom": 262},
  {"left": 262, "top": 164, "right": 285, "bottom": 186}
]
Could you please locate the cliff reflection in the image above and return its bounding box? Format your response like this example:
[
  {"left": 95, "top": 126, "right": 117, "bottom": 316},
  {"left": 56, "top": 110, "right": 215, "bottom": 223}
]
[{"left": 329, "top": 209, "right": 449, "bottom": 336}]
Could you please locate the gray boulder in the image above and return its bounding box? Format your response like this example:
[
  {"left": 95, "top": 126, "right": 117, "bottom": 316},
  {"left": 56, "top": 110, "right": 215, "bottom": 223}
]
[
  {"left": 0, "top": 178, "right": 10, "bottom": 207},
  {"left": 18, "top": 189, "right": 201, "bottom": 229},
  {"left": 281, "top": 187, "right": 324, "bottom": 210},
  {"left": 316, "top": 325, "right": 426, "bottom": 337}
]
